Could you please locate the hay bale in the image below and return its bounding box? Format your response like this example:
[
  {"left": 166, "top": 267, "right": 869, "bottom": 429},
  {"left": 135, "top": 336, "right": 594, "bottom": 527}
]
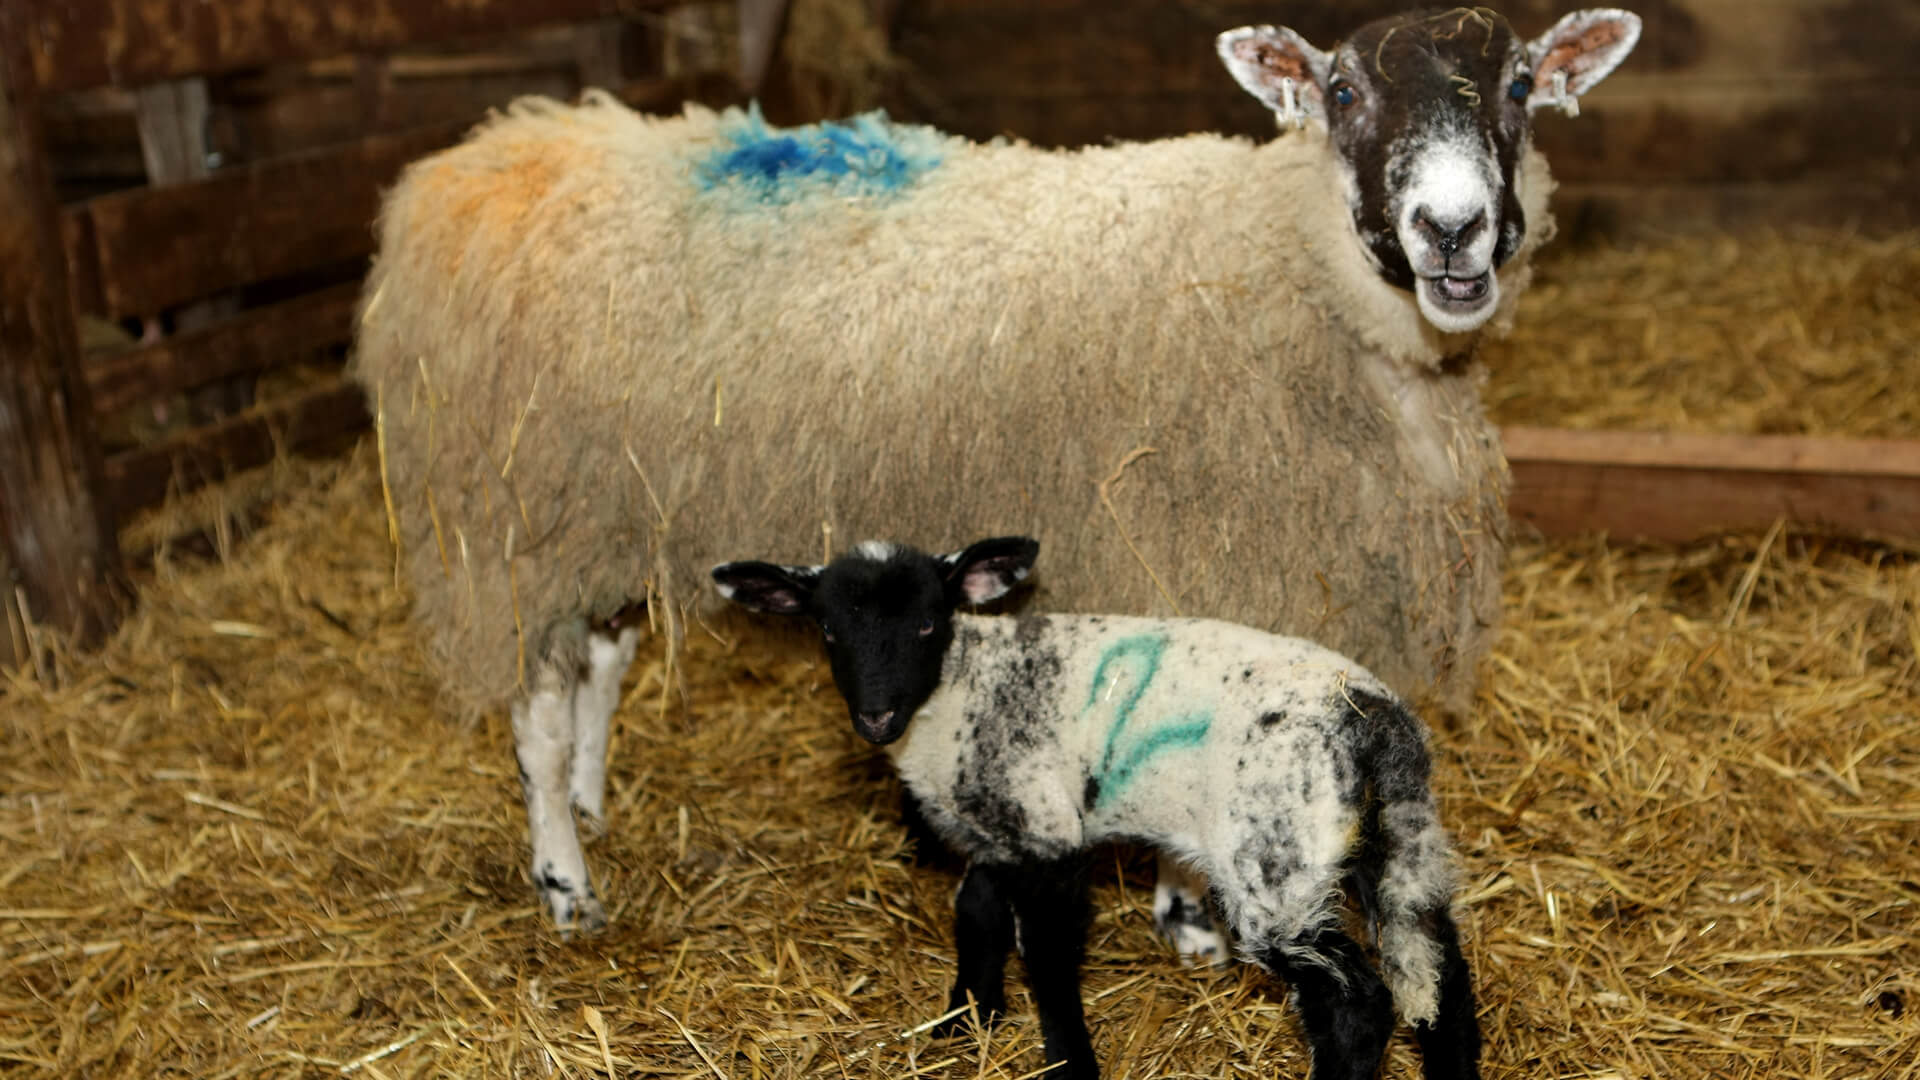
[{"left": 351, "top": 94, "right": 1551, "bottom": 721}]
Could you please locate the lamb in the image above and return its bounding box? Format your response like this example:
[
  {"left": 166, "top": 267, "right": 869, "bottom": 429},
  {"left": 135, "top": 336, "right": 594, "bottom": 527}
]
[
  {"left": 713, "top": 537, "right": 1480, "bottom": 1080},
  {"left": 349, "top": 6, "right": 1641, "bottom": 933}
]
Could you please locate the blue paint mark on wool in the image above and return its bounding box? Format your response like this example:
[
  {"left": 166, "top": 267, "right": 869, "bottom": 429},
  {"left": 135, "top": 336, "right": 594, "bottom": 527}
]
[{"left": 695, "top": 104, "right": 944, "bottom": 201}]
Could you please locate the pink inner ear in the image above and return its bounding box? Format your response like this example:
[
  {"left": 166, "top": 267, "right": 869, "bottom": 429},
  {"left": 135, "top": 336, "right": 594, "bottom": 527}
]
[
  {"left": 1237, "top": 37, "right": 1316, "bottom": 86},
  {"left": 1537, "top": 20, "right": 1630, "bottom": 83}
]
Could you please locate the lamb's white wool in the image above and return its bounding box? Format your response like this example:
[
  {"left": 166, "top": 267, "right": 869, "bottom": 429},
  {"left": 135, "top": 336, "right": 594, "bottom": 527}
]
[
  {"left": 891, "top": 613, "right": 1459, "bottom": 1023},
  {"left": 855, "top": 540, "right": 901, "bottom": 561}
]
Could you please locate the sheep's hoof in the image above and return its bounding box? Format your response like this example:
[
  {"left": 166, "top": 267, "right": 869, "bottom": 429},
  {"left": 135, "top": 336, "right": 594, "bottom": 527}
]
[
  {"left": 553, "top": 894, "right": 608, "bottom": 938},
  {"left": 572, "top": 803, "right": 608, "bottom": 842}
]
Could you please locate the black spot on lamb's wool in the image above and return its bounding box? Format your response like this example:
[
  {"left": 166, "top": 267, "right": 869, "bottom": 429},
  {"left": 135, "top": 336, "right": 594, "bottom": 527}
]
[
  {"left": 1259, "top": 710, "right": 1286, "bottom": 729},
  {"left": 1082, "top": 774, "right": 1101, "bottom": 810},
  {"left": 1339, "top": 686, "right": 1431, "bottom": 804}
]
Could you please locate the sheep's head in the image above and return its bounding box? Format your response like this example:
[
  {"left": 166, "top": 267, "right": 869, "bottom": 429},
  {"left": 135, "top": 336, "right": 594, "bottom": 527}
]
[
  {"left": 712, "top": 538, "right": 1038, "bottom": 746},
  {"left": 1219, "top": 7, "right": 1641, "bottom": 333}
]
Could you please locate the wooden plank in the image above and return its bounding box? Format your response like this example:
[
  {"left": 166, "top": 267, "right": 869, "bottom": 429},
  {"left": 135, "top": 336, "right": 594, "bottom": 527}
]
[
  {"left": 106, "top": 380, "right": 371, "bottom": 516},
  {"left": 1503, "top": 427, "right": 1920, "bottom": 542},
  {"left": 72, "top": 122, "right": 460, "bottom": 317},
  {"left": 1551, "top": 179, "right": 1920, "bottom": 238},
  {"left": 0, "top": 11, "right": 124, "bottom": 669},
  {"left": 17, "top": 0, "right": 672, "bottom": 95},
  {"left": 898, "top": 0, "right": 1920, "bottom": 88},
  {"left": 85, "top": 283, "right": 360, "bottom": 418}
]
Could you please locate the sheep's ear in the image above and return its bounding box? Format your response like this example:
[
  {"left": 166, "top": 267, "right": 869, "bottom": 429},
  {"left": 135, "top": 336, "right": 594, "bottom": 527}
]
[
  {"left": 1525, "top": 9, "right": 1641, "bottom": 113},
  {"left": 1216, "top": 26, "right": 1331, "bottom": 130},
  {"left": 940, "top": 537, "right": 1039, "bottom": 606},
  {"left": 710, "top": 560, "right": 822, "bottom": 616}
]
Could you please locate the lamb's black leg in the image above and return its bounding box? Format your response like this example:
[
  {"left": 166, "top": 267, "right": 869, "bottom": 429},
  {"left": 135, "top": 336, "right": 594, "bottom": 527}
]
[
  {"left": 993, "top": 854, "right": 1098, "bottom": 1080},
  {"left": 1258, "top": 929, "right": 1395, "bottom": 1080},
  {"left": 1412, "top": 908, "right": 1482, "bottom": 1080},
  {"left": 932, "top": 863, "right": 1015, "bottom": 1038}
]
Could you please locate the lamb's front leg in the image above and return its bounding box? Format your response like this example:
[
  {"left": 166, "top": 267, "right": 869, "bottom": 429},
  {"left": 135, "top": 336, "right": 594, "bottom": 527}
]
[
  {"left": 994, "top": 855, "right": 1098, "bottom": 1080},
  {"left": 933, "top": 863, "right": 1016, "bottom": 1038},
  {"left": 569, "top": 623, "right": 639, "bottom": 836},
  {"left": 511, "top": 661, "right": 606, "bottom": 935}
]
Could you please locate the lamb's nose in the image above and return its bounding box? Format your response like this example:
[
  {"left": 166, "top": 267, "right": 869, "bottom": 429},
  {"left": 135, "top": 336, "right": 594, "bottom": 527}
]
[{"left": 855, "top": 710, "right": 896, "bottom": 741}]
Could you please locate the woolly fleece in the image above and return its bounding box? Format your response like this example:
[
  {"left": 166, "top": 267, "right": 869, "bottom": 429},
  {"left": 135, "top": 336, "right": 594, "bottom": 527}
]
[{"left": 352, "top": 94, "right": 1549, "bottom": 717}]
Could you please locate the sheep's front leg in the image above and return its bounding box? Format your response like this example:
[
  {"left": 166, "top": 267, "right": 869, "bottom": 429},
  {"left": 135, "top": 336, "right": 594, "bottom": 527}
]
[
  {"left": 511, "top": 663, "right": 606, "bottom": 935},
  {"left": 569, "top": 625, "right": 639, "bottom": 836},
  {"left": 1152, "top": 853, "right": 1227, "bottom": 965}
]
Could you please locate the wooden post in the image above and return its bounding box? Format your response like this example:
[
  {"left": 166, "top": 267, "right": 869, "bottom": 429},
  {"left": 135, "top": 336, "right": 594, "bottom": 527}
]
[{"left": 0, "top": 19, "right": 124, "bottom": 672}]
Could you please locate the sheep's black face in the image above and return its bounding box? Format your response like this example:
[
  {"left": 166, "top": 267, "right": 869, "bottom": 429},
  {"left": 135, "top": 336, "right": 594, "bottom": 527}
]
[
  {"left": 712, "top": 537, "right": 1038, "bottom": 748},
  {"left": 1218, "top": 8, "right": 1642, "bottom": 334},
  {"left": 1322, "top": 10, "right": 1534, "bottom": 331}
]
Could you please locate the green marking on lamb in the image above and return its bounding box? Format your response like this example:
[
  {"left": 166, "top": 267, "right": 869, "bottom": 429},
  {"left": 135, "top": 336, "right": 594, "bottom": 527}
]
[{"left": 1086, "top": 634, "right": 1212, "bottom": 809}]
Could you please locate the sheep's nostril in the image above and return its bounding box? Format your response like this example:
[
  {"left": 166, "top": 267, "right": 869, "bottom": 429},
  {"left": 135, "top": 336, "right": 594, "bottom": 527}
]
[{"left": 856, "top": 710, "right": 896, "bottom": 739}]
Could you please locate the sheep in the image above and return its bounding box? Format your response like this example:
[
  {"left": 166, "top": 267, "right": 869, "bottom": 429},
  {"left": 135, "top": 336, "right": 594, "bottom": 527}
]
[
  {"left": 349, "top": 6, "right": 1641, "bottom": 933},
  {"left": 712, "top": 536, "right": 1480, "bottom": 1080}
]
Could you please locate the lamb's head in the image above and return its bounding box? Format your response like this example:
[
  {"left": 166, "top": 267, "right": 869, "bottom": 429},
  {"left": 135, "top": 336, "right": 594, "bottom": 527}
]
[
  {"left": 712, "top": 537, "right": 1039, "bottom": 745},
  {"left": 1219, "top": 7, "right": 1640, "bottom": 333}
]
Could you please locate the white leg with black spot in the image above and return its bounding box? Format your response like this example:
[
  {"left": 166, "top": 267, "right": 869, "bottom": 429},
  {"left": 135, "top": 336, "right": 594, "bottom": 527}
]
[
  {"left": 1153, "top": 853, "right": 1228, "bottom": 966},
  {"left": 512, "top": 666, "right": 606, "bottom": 935},
  {"left": 570, "top": 626, "right": 638, "bottom": 836}
]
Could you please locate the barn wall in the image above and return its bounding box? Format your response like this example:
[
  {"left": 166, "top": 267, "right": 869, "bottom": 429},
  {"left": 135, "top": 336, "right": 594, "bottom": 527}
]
[{"left": 886, "top": 0, "right": 1920, "bottom": 237}]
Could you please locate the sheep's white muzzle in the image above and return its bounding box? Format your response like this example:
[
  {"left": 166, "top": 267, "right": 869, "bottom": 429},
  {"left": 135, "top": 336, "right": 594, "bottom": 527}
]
[{"left": 1416, "top": 270, "right": 1500, "bottom": 333}]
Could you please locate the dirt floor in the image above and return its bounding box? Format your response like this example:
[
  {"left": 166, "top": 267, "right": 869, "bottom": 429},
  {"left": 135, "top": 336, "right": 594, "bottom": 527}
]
[{"left": 3, "top": 230, "right": 1918, "bottom": 1079}]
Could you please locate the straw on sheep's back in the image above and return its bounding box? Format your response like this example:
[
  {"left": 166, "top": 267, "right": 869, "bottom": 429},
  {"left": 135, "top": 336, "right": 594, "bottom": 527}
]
[{"left": 352, "top": 95, "right": 1530, "bottom": 720}]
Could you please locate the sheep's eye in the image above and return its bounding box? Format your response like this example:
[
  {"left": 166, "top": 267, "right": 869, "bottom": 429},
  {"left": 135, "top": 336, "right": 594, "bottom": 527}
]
[
  {"left": 1332, "top": 84, "right": 1357, "bottom": 107},
  {"left": 917, "top": 618, "right": 935, "bottom": 637},
  {"left": 821, "top": 627, "right": 836, "bottom": 643},
  {"left": 1508, "top": 75, "right": 1532, "bottom": 102}
]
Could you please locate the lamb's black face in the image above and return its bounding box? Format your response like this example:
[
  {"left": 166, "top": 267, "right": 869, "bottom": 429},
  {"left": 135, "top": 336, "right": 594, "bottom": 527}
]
[
  {"left": 1218, "top": 7, "right": 1642, "bottom": 334},
  {"left": 712, "top": 537, "right": 1039, "bottom": 747},
  {"left": 810, "top": 547, "right": 954, "bottom": 744}
]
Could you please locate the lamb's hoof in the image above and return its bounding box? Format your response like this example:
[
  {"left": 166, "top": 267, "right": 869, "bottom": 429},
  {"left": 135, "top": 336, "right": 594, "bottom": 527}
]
[
  {"left": 1153, "top": 886, "right": 1228, "bottom": 967},
  {"left": 1164, "top": 921, "right": 1228, "bottom": 967},
  {"left": 932, "top": 996, "right": 1005, "bottom": 1040}
]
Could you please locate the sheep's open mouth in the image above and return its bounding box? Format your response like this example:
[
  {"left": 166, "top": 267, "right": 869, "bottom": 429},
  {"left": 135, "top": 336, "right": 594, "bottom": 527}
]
[{"left": 1422, "top": 271, "right": 1494, "bottom": 312}]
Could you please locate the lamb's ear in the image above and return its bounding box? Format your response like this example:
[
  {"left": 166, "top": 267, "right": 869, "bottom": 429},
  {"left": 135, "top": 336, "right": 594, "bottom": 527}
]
[
  {"left": 1216, "top": 25, "right": 1331, "bottom": 131},
  {"left": 1526, "top": 9, "right": 1641, "bottom": 114},
  {"left": 940, "top": 537, "right": 1039, "bottom": 606},
  {"left": 710, "top": 561, "right": 822, "bottom": 616}
]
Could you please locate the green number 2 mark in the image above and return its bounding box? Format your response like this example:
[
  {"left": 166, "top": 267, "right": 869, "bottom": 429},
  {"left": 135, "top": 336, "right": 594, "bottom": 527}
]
[{"left": 1086, "top": 634, "right": 1211, "bottom": 810}]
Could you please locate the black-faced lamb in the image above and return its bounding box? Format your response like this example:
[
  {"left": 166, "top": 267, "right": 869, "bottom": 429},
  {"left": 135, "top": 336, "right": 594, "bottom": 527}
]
[
  {"left": 349, "top": 7, "right": 1641, "bottom": 932},
  {"left": 713, "top": 538, "right": 1480, "bottom": 1080}
]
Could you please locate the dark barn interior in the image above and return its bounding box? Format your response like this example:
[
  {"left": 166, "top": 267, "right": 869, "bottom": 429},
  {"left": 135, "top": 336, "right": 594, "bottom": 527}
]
[{"left": 2, "top": 2, "right": 1917, "bottom": 1077}]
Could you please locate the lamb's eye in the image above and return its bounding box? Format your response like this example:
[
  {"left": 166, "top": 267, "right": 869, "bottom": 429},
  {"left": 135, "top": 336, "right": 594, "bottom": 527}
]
[
  {"left": 1508, "top": 75, "right": 1532, "bottom": 102},
  {"left": 1332, "top": 84, "right": 1357, "bottom": 107},
  {"left": 918, "top": 618, "right": 935, "bottom": 637},
  {"left": 822, "top": 627, "right": 836, "bottom": 643}
]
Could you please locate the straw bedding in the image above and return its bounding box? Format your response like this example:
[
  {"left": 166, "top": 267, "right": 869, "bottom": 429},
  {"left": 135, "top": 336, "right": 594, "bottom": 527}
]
[{"left": 4, "top": 232, "right": 1918, "bottom": 1078}]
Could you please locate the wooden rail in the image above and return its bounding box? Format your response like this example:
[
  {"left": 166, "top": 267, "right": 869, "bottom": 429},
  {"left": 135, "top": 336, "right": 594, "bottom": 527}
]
[
  {"left": 1504, "top": 427, "right": 1920, "bottom": 542},
  {"left": 66, "top": 123, "right": 461, "bottom": 317},
  {"left": 16, "top": 0, "right": 672, "bottom": 95}
]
